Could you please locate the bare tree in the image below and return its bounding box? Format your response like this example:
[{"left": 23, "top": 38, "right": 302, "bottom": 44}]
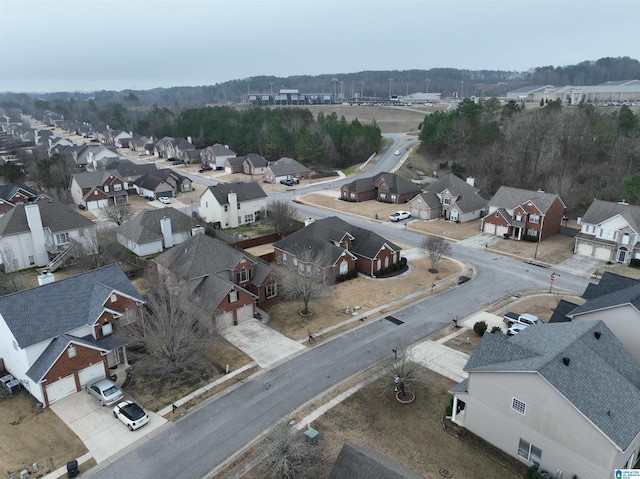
[
  {"left": 103, "top": 203, "right": 133, "bottom": 226},
  {"left": 280, "top": 248, "right": 334, "bottom": 315},
  {"left": 123, "top": 270, "right": 214, "bottom": 389},
  {"left": 379, "top": 347, "right": 428, "bottom": 399},
  {"left": 258, "top": 421, "right": 323, "bottom": 479},
  {"left": 421, "top": 235, "right": 451, "bottom": 273},
  {"left": 267, "top": 199, "right": 299, "bottom": 237},
  {"left": 72, "top": 229, "right": 119, "bottom": 270},
  {"left": 0, "top": 270, "right": 28, "bottom": 295}
]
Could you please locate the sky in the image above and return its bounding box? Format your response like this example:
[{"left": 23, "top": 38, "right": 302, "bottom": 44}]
[{"left": 1, "top": 0, "right": 639, "bottom": 93}]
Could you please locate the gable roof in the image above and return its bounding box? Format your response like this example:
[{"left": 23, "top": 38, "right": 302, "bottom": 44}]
[
  {"left": 207, "top": 143, "right": 236, "bottom": 156},
  {"left": 328, "top": 443, "right": 425, "bottom": 479},
  {"left": 409, "top": 191, "right": 442, "bottom": 209},
  {"left": 548, "top": 299, "right": 580, "bottom": 323},
  {"left": 0, "top": 184, "right": 42, "bottom": 203},
  {"left": 0, "top": 264, "right": 142, "bottom": 348},
  {"left": 581, "top": 271, "right": 640, "bottom": 301},
  {"left": 581, "top": 199, "right": 640, "bottom": 233},
  {"left": 424, "top": 174, "right": 488, "bottom": 212},
  {"left": 72, "top": 170, "right": 122, "bottom": 189},
  {"left": 202, "top": 182, "right": 267, "bottom": 205},
  {"left": 489, "top": 186, "right": 565, "bottom": 213},
  {"left": 267, "top": 157, "right": 311, "bottom": 176},
  {"left": 569, "top": 281, "right": 640, "bottom": 317},
  {"left": 242, "top": 153, "right": 268, "bottom": 168},
  {"left": 374, "top": 173, "right": 421, "bottom": 196},
  {"left": 105, "top": 158, "right": 157, "bottom": 179},
  {"left": 116, "top": 207, "right": 193, "bottom": 245},
  {"left": 465, "top": 320, "right": 640, "bottom": 450},
  {"left": 0, "top": 201, "right": 94, "bottom": 236},
  {"left": 225, "top": 157, "right": 245, "bottom": 167},
  {"left": 273, "top": 216, "right": 400, "bottom": 264}
]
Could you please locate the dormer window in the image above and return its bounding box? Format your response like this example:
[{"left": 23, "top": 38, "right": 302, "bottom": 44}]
[
  {"left": 237, "top": 268, "right": 249, "bottom": 283},
  {"left": 67, "top": 345, "right": 77, "bottom": 358},
  {"left": 111, "top": 293, "right": 117, "bottom": 303},
  {"left": 443, "top": 197, "right": 450, "bottom": 206},
  {"left": 102, "top": 322, "right": 113, "bottom": 336}
]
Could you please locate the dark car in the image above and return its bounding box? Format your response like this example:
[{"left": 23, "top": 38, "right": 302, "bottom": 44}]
[
  {"left": 171, "top": 160, "right": 183, "bottom": 166},
  {"left": 198, "top": 165, "right": 213, "bottom": 172},
  {"left": 77, "top": 204, "right": 86, "bottom": 210},
  {"left": 280, "top": 178, "right": 296, "bottom": 186}
]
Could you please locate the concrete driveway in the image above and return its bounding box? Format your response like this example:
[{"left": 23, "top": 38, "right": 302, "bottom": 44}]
[
  {"left": 553, "top": 254, "right": 605, "bottom": 278},
  {"left": 220, "top": 319, "right": 305, "bottom": 368},
  {"left": 50, "top": 390, "right": 167, "bottom": 463}
]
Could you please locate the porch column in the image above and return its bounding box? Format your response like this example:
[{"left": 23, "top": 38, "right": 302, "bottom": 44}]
[
  {"left": 627, "top": 452, "right": 635, "bottom": 469},
  {"left": 122, "top": 346, "right": 129, "bottom": 366},
  {"left": 451, "top": 396, "right": 458, "bottom": 421}
]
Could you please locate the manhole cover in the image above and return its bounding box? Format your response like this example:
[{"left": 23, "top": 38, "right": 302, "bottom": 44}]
[{"left": 439, "top": 468, "right": 453, "bottom": 478}]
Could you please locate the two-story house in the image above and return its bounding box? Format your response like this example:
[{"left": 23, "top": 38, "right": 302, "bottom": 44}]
[
  {"left": 0, "top": 264, "right": 144, "bottom": 406},
  {"left": 0, "top": 201, "right": 97, "bottom": 272},
  {"left": 198, "top": 182, "right": 267, "bottom": 229},
  {"left": 201, "top": 143, "right": 236, "bottom": 170},
  {"left": 70, "top": 170, "right": 129, "bottom": 210},
  {"left": 407, "top": 174, "right": 488, "bottom": 222},
  {"left": 574, "top": 199, "right": 640, "bottom": 264},
  {"left": 449, "top": 320, "right": 640, "bottom": 478},
  {"left": 154, "top": 232, "right": 279, "bottom": 328},
  {"left": 480, "top": 186, "right": 565, "bottom": 241},
  {"left": 0, "top": 184, "right": 45, "bottom": 216}
]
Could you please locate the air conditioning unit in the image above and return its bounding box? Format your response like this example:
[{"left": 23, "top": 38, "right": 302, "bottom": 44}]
[
  {"left": 6, "top": 379, "right": 20, "bottom": 395},
  {"left": 0, "top": 374, "right": 14, "bottom": 389}
]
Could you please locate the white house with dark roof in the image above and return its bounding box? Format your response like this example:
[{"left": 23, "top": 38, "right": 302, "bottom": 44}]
[
  {"left": 0, "top": 264, "right": 144, "bottom": 406},
  {"left": 70, "top": 170, "right": 129, "bottom": 209},
  {"left": 449, "top": 320, "right": 640, "bottom": 477},
  {"left": 0, "top": 201, "right": 96, "bottom": 272},
  {"left": 116, "top": 207, "right": 194, "bottom": 256},
  {"left": 198, "top": 181, "right": 267, "bottom": 229},
  {"left": 574, "top": 199, "right": 640, "bottom": 264}
]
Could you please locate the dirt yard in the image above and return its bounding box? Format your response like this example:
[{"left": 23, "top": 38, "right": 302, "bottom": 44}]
[
  {"left": 297, "top": 192, "right": 416, "bottom": 222},
  {"left": 0, "top": 391, "right": 87, "bottom": 475},
  {"left": 268, "top": 256, "right": 462, "bottom": 341}
]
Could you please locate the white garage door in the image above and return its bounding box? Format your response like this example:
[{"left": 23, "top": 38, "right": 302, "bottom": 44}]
[
  {"left": 46, "top": 375, "right": 77, "bottom": 404},
  {"left": 484, "top": 222, "right": 496, "bottom": 234},
  {"left": 236, "top": 304, "right": 254, "bottom": 323},
  {"left": 594, "top": 246, "right": 612, "bottom": 261},
  {"left": 224, "top": 166, "right": 233, "bottom": 174},
  {"left": 216, "top": 311, "right": 234, "bottom": 329},
  {"left": 577, "top": 243, "right": 593, "bottom": 257},
  {"left": 78, "top": 362, "right": 106, "bottom": 387},
  {"left": 496, "top": 225, "right": 509, "bottom": 237},
  {"left": 87, "top": 199, "right": 108, "bottom": 210}
]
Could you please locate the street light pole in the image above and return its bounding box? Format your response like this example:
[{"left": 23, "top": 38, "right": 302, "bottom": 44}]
[
  {"left": 461, "top": 80, "right": 464, "bottom": 99},
  {"left": 425, "top": 79, "right": 430, "bottom": 94},
  {"left": 361, "top": 81, "right": 364, "bottom": 99},
  {"left": 388, "top": 78, "right": 393, "bottom": 100}
]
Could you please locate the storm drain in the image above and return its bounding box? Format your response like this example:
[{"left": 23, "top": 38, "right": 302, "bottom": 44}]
[{"left": 385, "top": 316, "right": 404, "bottom": 325}]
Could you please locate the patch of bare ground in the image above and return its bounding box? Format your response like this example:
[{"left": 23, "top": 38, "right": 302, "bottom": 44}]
[
  {"left": 599, "top": 263, "right": 640, "bottom": 280},
  {"left": 231, "top": 371, "right": 523, "bottom": 479},
  {"left": 297, "top": 193, "right": 413, "bottom": 221},
  {"left": 409, "top": 218, "right": 482, "bottom": 241},
  {"left": 488, "top": 234, "right": 576, "bottom": 265},
  {"left": 126, "top": 336, "right": 254, "bottom": 413},
  {"left": 487, "top": 292, "right": 585, "bottom": 323},
  {"left": 0, "top": 391, "right": 87, "bottom": 475},
  {"left": 268, "top": 257, "right": 461, "bottom": 341}
]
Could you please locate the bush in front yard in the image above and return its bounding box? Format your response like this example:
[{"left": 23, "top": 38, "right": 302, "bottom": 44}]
[
  {"left": 490, "top": 325, "right": 503, "bottom": 334},
  {"left": 473, "top": 320, "right": 488, "bottom": 337}
]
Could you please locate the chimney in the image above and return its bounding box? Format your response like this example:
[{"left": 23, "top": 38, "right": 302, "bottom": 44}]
[
  {"left": 24, "top": 204, "right": 49, "bottom": 267},
  {"left": 38, "top": 271, "right": 55, "bottom": 286},
  {"left": 305, "top": 218, "right": 315, "bottom": 226},
  {"left": 228, "top": 192, "right": 238, "bottom": 228},
  {"left": 466, "top": 177, "right": 475, "bottom": 187},
  {"left": 160, "top": 217, "right": 174, "bottom": 248},
  {"left": 187, "top": 136, "right": 192, "bottom": 145}
]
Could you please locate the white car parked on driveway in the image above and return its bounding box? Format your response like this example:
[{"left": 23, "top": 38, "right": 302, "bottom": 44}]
[
  {"left": 389, "top": 211, "right": 411, "bottom": 222},
  {"left": 113, "top": 400, "right": 149, "bottom": 431},
  {"left": 158, "top": 196, "right": 172, "bottom": 204}
]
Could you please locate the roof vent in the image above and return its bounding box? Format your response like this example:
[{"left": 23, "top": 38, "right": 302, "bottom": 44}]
[
  {"left": 607, "top": 410, "right": 611, "bottom": 416},
  {"left": 562, "top": 357, "right": 570, "bottom": 366},
  {"left": 594, "top": 331, "right": 601, "bottom": 339}
]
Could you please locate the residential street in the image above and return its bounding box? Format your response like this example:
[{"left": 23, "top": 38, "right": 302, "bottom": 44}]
[{"left": 87, "top": 237, "right": 590, "bottom": 478}]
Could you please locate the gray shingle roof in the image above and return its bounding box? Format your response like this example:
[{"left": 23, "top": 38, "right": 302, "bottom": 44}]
[
  {"left": 328, "top": 443, "right": 425, "bottom": 479},
  {"left": 581, "top": 199, "right": 640, "bottom": 233},
  {"left": 489, "top": 186, "right": 565, "bottom": 213},
  {"left": 105, "top": 159, "right": 157, "bottom": 179},
  {"left": 116, "top": 207, "right": 192, "bottom": 245},
  {"left": 582, "top": 271, "right": 640, "bottom": 300},
  {"left": 343, "top": 172, "right": 420, "bottom": 196},
  {"left": 464, "top": 320, "right": 640, "bottom": 449},
  {"left": 72, "top": 170, "right": 119, "bottom": 189},
  {"left": 0, "top": 184, "right": 41, "bottom": 202},
  {"left": 242, "top": 153, "right": 267, "bottom": 168},
  {"left": 410, "top": 192, "right": 442, "bottom": 209},
  {"left": 569, "top": 282, "right": 640, "bottom": 317},
  {"left": 0, "top": 264, "right": 142, "bottom": 348},
  {"left": 225, "top": 157, "right": 245, "bottom": 167},
  {"left": 203, "top": 182, "right": 267, "bottom": 205},
  {"left": 267, "top": 157, "right": 311, "bottom": 176},
  {"left": 424, "top": 174, "right": 488, "bottom": 213},
  {"left": 548, "top": 299, "right": 579, "bottom": 323},
  {"left": 209, "top": 143, "right": 236, "bottom": 156},
  {"left": 0, "top": 201, "right": 94, "bottom": 236},
  {"left": 273, "top": 216, "right": 400, "bottom": 263}
]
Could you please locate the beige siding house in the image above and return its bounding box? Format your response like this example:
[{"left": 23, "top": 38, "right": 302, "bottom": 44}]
[{"left": 450, "top": 321, "right": 640, "bottom": 478}]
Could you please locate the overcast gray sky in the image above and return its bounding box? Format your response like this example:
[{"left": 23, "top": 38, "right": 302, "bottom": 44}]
[{"left": 1, "top": 0, "right": 639, "bottom": 93}]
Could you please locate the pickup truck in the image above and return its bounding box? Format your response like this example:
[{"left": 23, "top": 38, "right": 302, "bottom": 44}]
[{"left": 503, "top": 312, "right": 542, "bottom": 327}]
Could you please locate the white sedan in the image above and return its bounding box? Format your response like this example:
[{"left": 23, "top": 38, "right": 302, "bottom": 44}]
[
  {"left": 389, "top": 211, "right": 411, "bottom": 222},
  {"left": 113, "top": 400, "right": 149, "bottom": 431},
  {"left": 158, "top": 196, "right": 172, "bottom": 204}
]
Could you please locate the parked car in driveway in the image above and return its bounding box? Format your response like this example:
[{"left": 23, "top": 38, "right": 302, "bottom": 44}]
[
  {"left": 113, "top": 400, "right": 149, "bottom": 431},
  {"left": 158, "top": 196, "right": 172, "bottom": 204},
  {"left": 507, "top": 323, "right": 528, "bottom": 336},
  {"left": 389, "top": 211, "right": 411, "bottom": 222},
  {"left": 503, "top": 312, "right": 542, "bottom": 327},
  {"left": 87, "top": 378, "right": 123, "bottom": 406},
  {"left": 280, "top": 178, "right": 297, "bottom": 187},
  {"left": 198, "top": 164, "right": 213, "bottom": 172}
]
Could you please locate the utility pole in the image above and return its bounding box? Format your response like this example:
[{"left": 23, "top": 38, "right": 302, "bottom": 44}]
[
  {"left": 461, "top": 80, "right": 464, "bottom": 99},
  {"left": 406, "top": 83, "right": 409, "bottom": 96},
  {"left": 361, "top": 81, "right": 364, "bottom": 99},
  {"left": 388, "top": 78, "right": 393, "bottom": 100},
  {"left": 246, "top": 77, "right": 251, "bottom": 103},
  {"left": 332, "top": 77, "right": 338, "bottom": 103},
  {"left": 425, "top": 78, "right": 430, "bottom": 93}
]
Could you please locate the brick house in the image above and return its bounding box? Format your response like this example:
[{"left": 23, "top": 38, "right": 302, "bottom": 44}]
[
  {"left": 263, "top": 157, "right": 311, "bottom": 184},
  {"left": 0, "top": 264, "right": 144, "bottom": 407},
  {"left": 341, "top": 172, "right": 421, "bottom": 204},
  {"left": 480, "top": 186, "right": 565, "bottom": 241}
]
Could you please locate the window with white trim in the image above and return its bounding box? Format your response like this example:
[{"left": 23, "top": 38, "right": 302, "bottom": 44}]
[
  {"left": 529, "top": 214, "right": 540, "bottom": 224},
  {"left": 599, "top": 229, "right": 616, "bottom": 240},
  {"left": 266, "top": 281, "right": 277, "bottom": 298},
  {"left": 55, "top": 232, "right": 70, "bottom": 244},
  {"left": 102, "top": 322, "right": 113, "bottom": 336},
  {"left": 67, "top": 345, "right": 77, "bottom": 358},
  {"left": 229, "top": 290, "right": 238, "bottom": 302},
  {"left": 443, "top": 197, "right": 450, "bottom": 206},
  {"left": 237, "top": 268, "right": 249, "bottom": 283},
  {"left": 111, "top": 293, "right": 117, "bottom": 303},
  {"left": 512, "top": 397, "right": 526, "bottom": 415},
  {"left": 113, "top": 183, "right": 122, "bottom": 191},
  {"left": 517, "top": 438, "right": 542, "bottom": 465},
  {"left": 585, "top": 224, "right": 595, "bottom": 233},
  {"left": 244, "top": 214, "right": 254, "bottom": 223}
]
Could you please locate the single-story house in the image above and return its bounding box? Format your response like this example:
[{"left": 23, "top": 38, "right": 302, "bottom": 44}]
[
  {"left": 263, "top": 157, "right": 311, "bottom": 184},
  {"left": 341, "top": 172, "right": 421, "bottom": 204}
]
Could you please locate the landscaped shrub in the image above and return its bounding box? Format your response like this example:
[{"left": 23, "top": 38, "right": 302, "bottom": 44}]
[
  {"left": 525, "top": 465, "right": 545, "bottom": 479},
  {"left": 473, "top": 320, "right": 488, "bottom": 337},
  {"left": 490, "top": 325, "right": 502, "bottom": 334},
  {"left": 350, "top": 269, "right": 358, "bottom": 278},
  {"left": 400, "top": 257, "right": 408, "bottom": 266},
  {"left": 523, "top": 234, "right": 539, "bottom": 242},
  {"left": 503, "top": 233, "right": 510, "bottom": 239},
  {"left": 631, "top": 258, "right": 640, "bottom": 268}
]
